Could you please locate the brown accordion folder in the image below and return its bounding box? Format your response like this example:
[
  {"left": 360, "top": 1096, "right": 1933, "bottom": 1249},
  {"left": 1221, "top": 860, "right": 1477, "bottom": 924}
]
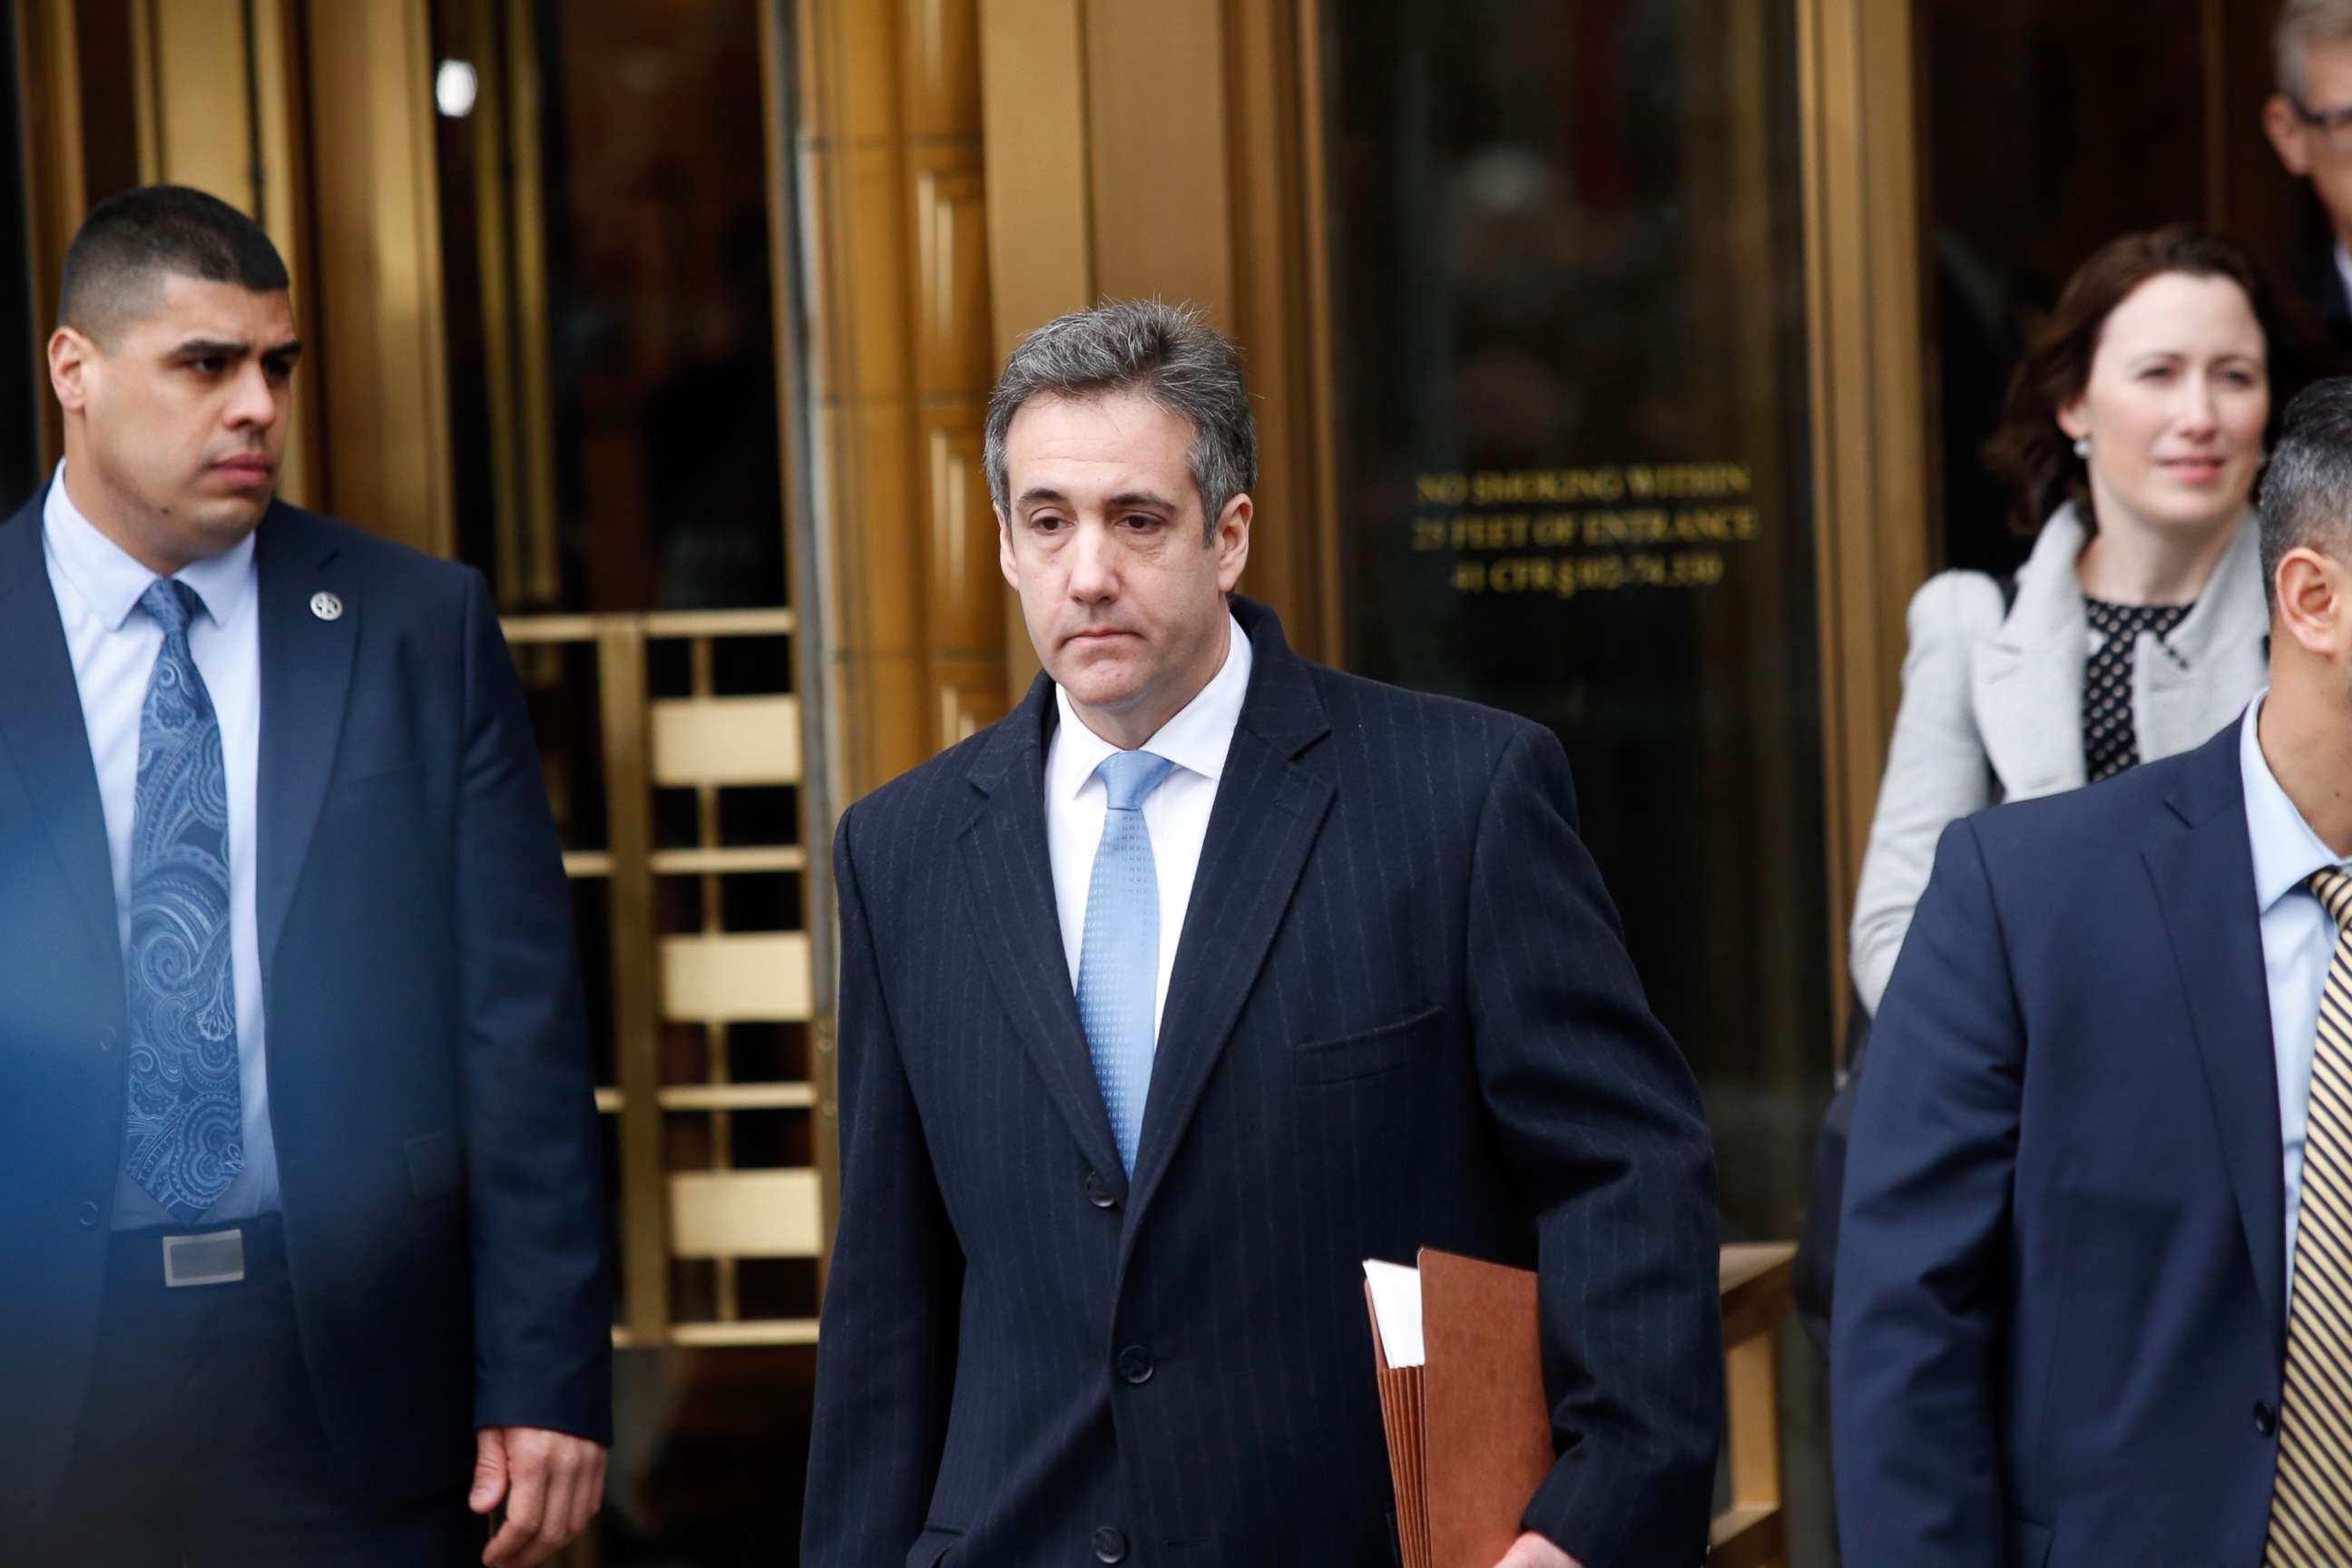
[{"left": 1362, "top": 1250, "right": 1553, "bottom": 1568}]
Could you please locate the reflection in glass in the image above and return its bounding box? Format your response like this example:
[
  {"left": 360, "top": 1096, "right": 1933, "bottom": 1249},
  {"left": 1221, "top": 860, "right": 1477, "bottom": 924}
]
[
  {"left": 428, "top": 4, "right": 813, "bottom": 1562},
  {"left": 1326, "top": 0, "right": 1828, "bottom": 1233},
  {"left": 435, "top": 0, "right": 784, "bottom": 615},
  {"left": 1919, "top": 0, "right": 2209, "bottom": 579},
  {"left": 1320, "top": 3, "right": 1833, "bottom": 1553}
]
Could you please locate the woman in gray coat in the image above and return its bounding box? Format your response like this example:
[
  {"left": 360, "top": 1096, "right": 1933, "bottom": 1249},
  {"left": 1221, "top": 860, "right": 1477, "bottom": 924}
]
[{"left": 1850, "top": 227, "right": 2287, "bottom": 1014}]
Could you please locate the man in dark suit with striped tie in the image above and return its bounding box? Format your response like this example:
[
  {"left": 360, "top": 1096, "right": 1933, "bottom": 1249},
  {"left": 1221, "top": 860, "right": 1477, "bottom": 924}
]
[
  {"left": 1834, "top": 377, "right": 2352, "bottom": 1564},
  {"left": 801, "top": 300, "right": 1722, "bottom": 1567}
]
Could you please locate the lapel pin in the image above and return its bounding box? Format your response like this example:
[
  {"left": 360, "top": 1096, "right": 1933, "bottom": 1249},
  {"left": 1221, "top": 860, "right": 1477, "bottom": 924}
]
[{"left": 309, "top": 591, "right": 344, "bottom": 622}]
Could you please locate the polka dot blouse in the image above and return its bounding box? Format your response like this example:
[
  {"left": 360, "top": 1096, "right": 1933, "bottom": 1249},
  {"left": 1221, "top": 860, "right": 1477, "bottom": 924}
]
[{"left": 2082, "top": 596, "right": 2191, "bottom": 783}]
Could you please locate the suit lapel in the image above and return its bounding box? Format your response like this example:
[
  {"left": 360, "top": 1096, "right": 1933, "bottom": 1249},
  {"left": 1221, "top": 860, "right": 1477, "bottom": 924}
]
[
  {"left": 0, "top": 492, "right": 121, "bottom": 971},
  {"left": 959, "top": 675, "right": 1129, "bottom": 1187},
  {"left": 1972, "top": 635, "right": 2082, "bottom": 799},
  {"left": 254, "top": 506, "right": 358, "bottom": 978},
  {"left": 2144, "top": 724, "right": 2285, "bottom": 1356},
  {"left": 1124, "top": 603, "right": 1334, "bottom": 1233},
  {"left": 1974, "top": 513, "right": 2089, "bottom": 800}
]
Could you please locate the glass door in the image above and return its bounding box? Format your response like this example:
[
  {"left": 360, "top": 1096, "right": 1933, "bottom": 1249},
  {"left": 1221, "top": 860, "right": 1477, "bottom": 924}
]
[
  {"left": 1320, "top": 0, "right": 1830, "bottom": 1282},
  {"left": 1314, "top": 5, "right": 1836, "bottom": 1558},
  {"left": 430, "top": 2, "right": 824, "bottom": 1559}
]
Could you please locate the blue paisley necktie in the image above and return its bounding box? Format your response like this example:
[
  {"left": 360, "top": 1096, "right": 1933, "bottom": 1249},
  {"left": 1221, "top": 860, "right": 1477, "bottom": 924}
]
[
  {"left": 121, "top": 579, "right": 243, "bottom": 1223},
  {"left": 1076, "top": 750, "right": 1175, "bottom": 1175}
]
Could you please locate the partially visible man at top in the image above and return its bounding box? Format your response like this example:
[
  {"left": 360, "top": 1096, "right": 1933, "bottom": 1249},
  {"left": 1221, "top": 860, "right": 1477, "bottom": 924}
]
[
  {"left": 0, "top": 183, "right": 611, "bottom": 1565},
  {"left": 800, "top": 299, "right": 1723, "bottom": 1567},
  {"left": 2268, "top": 0, "right": 2352, "bottom": 354}
]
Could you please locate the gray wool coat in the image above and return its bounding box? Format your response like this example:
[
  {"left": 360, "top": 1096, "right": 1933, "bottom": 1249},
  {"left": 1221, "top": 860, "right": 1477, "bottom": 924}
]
[{"left": 1848, "top": 505, "right": 2269, "bottom": 1013}]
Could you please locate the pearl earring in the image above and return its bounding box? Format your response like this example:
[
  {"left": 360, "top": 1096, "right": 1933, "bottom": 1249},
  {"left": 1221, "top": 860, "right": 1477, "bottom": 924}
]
[{"left": 2073, "top": 436, "right": 2092, "bottom": 459}]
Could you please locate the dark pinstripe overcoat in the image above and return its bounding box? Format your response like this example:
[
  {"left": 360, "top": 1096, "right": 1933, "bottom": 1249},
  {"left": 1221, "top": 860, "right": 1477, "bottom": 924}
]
[{"left": 803, "top": 597, "right": 1722, "bottom": 1567}]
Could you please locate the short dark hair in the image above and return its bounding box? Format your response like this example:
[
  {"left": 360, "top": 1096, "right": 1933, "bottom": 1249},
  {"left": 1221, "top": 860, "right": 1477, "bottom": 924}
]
[
  {"left": 1984, "top": 225, "right": 2292, "bottom": 540},
  {"left": 58, "top": 184, "right": 289, "bottom": 344},
  {"left": 2258, "top": 377, "right": 2352, "bottom": 608},
  {"left": 984, "top": 299, "right": 1257, "bottom": 538}
]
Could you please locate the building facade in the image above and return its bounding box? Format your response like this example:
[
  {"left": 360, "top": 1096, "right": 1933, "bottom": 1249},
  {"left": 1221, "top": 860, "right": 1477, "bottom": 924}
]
[{"left": 2, "top": 2, "right": 2308, "bottom": 1562}]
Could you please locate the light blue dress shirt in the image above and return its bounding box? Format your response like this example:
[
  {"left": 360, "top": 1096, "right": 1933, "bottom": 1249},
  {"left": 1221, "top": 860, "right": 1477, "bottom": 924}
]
[
  {"left": 43, "top": 465, "right": 281, "bottom": 1228},
  {"left": 2239, "top": 691, "right": 2351, "bottom": 1300},
  {"left": 1044, "top": 613, "right": 1252, "bottom": 1032}
]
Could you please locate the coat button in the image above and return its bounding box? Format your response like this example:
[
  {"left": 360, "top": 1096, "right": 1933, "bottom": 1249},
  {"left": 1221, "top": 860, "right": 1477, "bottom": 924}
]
[
  {"left": 74, "top": 1200, "right": 99, "bottom": 1230},
  {"left": 1116, "top": 1345, "right": 1154, "bottom": 1385},
  {"left": 94, "top": 1026, "right": 116, "bottom": 1053},
  {"left": 2256, "top": 1399, "right": 2278, "bottom": 1436},
  {"left": 1092, "top": 1525, "right": 1128, "bottom": 1563},
  {"left": 1083, "top": 1170, "right": 1117, "bottom": 1209}
]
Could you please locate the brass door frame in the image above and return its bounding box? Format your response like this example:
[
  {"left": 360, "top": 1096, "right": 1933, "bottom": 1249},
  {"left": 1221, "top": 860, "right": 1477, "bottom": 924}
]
[
  {"left": 15, "top": 0, "right": 83, "bottom": 470},
  {"left": 975, "top": 0, "right": 1343, "bottom": 676},
  {"left": 1796, "top": 0, "right": 1929, "bottom": 1050}
]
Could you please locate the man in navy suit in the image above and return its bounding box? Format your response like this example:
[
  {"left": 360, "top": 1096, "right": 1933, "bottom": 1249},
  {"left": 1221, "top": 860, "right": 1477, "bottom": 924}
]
[
  {"left": 1834, "top": 377, "right": 2352, "bottom": 1563},
  {"left": 0, "top": 185, "right": 609, "bottom": 1564},
  {"left": 801, "top": 300, "right": 1722, "bottom": 1567}
]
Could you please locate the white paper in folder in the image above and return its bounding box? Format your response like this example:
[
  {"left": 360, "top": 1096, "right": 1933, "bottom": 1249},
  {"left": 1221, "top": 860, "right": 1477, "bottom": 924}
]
[{"left": 1362, "top": 1259, "right": 1426, "bottom": 1368}]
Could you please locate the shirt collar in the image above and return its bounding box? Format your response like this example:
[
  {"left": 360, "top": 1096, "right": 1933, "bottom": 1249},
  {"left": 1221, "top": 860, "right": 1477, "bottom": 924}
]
[
  {"left": 43, "top": 460, "right": 256, "bottom": 633},
  {"left": 1051, "top": 611, "right": 1254, "bottom": 800},
  {"left": 2240, "top": 691, "right": 2350, "bottom": 915}
]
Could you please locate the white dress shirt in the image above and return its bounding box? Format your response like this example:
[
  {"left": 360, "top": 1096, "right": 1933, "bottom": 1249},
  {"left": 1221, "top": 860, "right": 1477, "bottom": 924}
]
[
  {"left": 2240, "top": 691, "right": 2350, "bottom": 1299},
  {"left": 44, "top": 464, "right": 279, "bottom": 1227},
  {"left": 1045, "top": 613, "right": 1252, "bottom": 1034}
]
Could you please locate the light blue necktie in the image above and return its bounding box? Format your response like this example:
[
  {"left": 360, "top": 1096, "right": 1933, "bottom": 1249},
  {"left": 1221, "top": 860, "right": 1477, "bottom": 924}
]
[
  {"left": 1077, "top": 750, "right": 1175, "bottom": 1174},
  {"left": 121, "top": 579, "right": 244, "bottom": 1224}
]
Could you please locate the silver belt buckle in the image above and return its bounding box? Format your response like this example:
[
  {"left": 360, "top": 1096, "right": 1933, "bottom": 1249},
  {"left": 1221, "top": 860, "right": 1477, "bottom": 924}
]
[{"left": 162, "top": 1227, "right": 246, "bottom": 1288}]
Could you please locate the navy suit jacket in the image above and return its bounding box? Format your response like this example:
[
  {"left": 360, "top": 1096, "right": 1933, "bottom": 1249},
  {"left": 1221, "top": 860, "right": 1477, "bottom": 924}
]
[
  {"left": 1834, "top": 718, "right": 2287, "bottom": 1566},
  {"left": 0, "top": 491, "right": 612, "bottom": 1540},
  {"left": 802, "top": 597, "right": 1722, "bottom": 1568}
]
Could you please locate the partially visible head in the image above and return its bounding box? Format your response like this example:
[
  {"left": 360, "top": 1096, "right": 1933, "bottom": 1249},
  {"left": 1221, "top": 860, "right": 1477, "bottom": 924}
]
[
  {"left": 988, "top": 300, "right": 1255, "bottom": 747},
  {"left": 48, "top": 184, "right": 299, "bottom": 572},
  {"left": 2257, "top": 377, "right": 2352, "bottom": 701},
  {"left": 2269, "top": 0, "right": 2352, "bottom": 234},
  {"left": 1985, "top": 226, "right": 2278, "bottom": 547}
]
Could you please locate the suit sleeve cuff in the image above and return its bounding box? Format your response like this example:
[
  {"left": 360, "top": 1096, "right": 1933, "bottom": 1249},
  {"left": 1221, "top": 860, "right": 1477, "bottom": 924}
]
[
  {"left": 1520, "top": 1448, "right": 1713, "bottom": 1568},
  {"left": 475, "top": 1367, "right": 614, "bottom": 1446}
]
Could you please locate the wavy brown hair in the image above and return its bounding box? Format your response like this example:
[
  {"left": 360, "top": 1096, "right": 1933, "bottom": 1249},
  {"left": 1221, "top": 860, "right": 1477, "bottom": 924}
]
[{"left": 1984, "top": 226, "right": 2294, "bottom": 538}]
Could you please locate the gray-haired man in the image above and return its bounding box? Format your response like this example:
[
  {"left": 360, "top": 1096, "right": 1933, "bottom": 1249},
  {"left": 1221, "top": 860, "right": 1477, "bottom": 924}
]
[
  {"left": 800, "top": 300, "right": 1722, "bottom": 1567},
  {"left": 2268, "top": 0, "right": 2352, "bottom": 348}
]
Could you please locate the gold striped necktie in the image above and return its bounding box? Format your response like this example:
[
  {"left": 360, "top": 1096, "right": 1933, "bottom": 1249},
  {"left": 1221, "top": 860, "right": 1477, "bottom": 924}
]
[{"left": 2268, "top": 867, "right": 2352, "bottom": 1565}]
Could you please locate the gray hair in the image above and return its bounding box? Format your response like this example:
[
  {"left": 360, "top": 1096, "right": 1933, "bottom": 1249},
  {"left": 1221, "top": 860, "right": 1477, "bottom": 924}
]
[
  {"left": 983, "top": 299, "right": 1257, "bottom": 537},
  {"left": 2277, "top": 0, "right": 2352, "bottom": 102},
  {"left": 2258, "top": 377, "right": 2352, "bottom": 607}
]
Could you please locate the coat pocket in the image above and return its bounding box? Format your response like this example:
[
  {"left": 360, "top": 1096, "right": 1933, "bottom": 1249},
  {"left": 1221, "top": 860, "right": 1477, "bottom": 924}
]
[
  {"left": 1293, "top": 1007, "right": 1442, "bottom": 1085},
  {"left": 2008, "top": 1513, "right": 2053, "bottom": 1568},
  {"left": 904, "top": 1525, "right": 962, "bottom": 1567},
  {"left": 403, "top": 1128, "right": 466, "bottom": 1201},
  {"left": 324, "top": 762, "right": 423, "bottom": 818}
]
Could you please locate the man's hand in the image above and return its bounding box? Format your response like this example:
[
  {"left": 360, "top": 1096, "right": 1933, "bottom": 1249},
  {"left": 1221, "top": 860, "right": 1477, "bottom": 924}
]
[
  {"left": 1491, "top": 1530, "right": 1582, "bottom": 1568},
  {"left": 472, "top": 1425, "right": 609, "bottom": 1567}
]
